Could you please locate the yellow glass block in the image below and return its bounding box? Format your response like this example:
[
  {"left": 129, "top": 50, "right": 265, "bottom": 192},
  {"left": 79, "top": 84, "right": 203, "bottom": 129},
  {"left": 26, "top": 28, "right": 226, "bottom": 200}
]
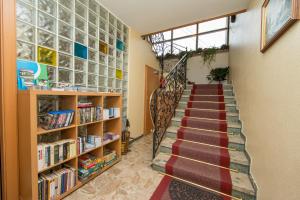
[
  {"left": 116, "top": 69, "right": 123, "bottom": 80},
  {"left": 99, "top": 41, "right": 108, "bottom": 54},
  {"left": 38, "top": 46, "right": 57, "bottom": 66}
]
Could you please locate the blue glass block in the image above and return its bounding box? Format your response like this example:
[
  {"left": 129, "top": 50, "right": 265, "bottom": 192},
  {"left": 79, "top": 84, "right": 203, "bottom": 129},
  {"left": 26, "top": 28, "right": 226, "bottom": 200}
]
[
  {"left": 74, "top": 42, "right": 88, "bottom": 59},
  {"left": 116, "top": 39, "right": 124, "bottom": 51}
]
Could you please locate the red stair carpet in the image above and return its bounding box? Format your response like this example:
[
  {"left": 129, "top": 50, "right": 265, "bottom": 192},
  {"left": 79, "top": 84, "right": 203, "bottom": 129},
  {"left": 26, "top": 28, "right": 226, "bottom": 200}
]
[{"left": 151, "top": 84, "right": 233, "bottom": 200}]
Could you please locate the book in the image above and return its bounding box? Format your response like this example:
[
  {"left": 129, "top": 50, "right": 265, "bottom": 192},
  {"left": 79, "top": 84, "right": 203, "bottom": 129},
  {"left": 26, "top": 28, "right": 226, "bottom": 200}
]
[
  {"left": 38, "top": 139, "right": 76, "bottom": 171},
  {"left": 41, "top": 110, "right": 74, "bottom": 130},
  {"left": 39, "top": 166, "right": 76, "bottom": 199}
]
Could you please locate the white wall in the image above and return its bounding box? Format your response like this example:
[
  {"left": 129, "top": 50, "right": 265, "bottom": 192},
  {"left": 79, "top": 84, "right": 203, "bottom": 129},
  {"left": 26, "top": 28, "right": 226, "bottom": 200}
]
[
  {"left": 229, "top": 0, "right": 300, "bottom": 199},
  {"left": 127, "top": 29, "right": 159, "bottom": 138},
  {"left": 187, "top": 52, "right": 229, "bottom": 84}
]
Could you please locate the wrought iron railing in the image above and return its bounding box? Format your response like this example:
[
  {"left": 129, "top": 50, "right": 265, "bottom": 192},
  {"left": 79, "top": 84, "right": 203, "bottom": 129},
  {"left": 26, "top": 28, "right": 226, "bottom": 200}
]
[{"left": 150, "top": 53, "right": 188, "bottom": 158}]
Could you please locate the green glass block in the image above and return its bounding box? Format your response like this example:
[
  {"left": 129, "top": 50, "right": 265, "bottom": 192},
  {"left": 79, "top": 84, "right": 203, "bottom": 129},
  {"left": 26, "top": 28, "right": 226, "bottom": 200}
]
[
  {"left": 38, "top": 46, "right": 57, "bottom": 66},
  {"left": 116, "top": 69, "right": 123, "bottom": 80}
]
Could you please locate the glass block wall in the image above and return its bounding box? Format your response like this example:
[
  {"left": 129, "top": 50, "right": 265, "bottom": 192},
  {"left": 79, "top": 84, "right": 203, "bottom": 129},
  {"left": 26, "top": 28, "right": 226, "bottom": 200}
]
[{"left": 16, "top": 0, "right": 129, "bottom": 129}]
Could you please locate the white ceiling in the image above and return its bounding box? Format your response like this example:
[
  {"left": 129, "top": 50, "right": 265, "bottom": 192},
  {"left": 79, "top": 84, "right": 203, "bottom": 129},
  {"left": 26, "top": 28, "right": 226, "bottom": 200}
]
[{"left": 99, "top": 0, "right": 251, "bottom": 35}]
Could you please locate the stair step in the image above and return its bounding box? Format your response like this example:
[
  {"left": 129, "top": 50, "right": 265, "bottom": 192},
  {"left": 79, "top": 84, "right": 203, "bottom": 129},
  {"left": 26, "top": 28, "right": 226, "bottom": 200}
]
[
  {"left": 166, "top": 126, "right": 245, "bottom": 151},
  {"left": 181, "top": 95, "right": 236, "bottom": 104},
  {"left": 171, "top": 117, "right": 242, "bottom": 134},
  {"left": 184, "top": 89, "right": 234, "bottom": 96},
  {"left": 175, "top": 108, "right": 240, "bottom": 123},
  {"left": 178, "top": 101, "right": 239, "bottom": 113},
  {"left": 159, "top": 137, "right": 249, "bottom": 174},
  {"left": 186, "top": 84, "right": 233, "bottom": 90},
  {"left": 152, "top": 153, "right": 256, "bottom": 200}
]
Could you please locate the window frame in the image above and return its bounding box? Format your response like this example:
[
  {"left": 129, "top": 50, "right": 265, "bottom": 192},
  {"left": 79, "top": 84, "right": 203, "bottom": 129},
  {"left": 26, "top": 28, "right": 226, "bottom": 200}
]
[{"left": 149, "top": 17, "right": 230, "bottom": 54}]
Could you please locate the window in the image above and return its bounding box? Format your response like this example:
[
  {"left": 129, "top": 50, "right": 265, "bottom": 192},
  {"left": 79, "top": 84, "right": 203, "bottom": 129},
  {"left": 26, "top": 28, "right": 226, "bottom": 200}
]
[
  {"left": 198, "top": 18, "right": 227, "bottom": 33},
  {"left": 198, "top": 30, "right": 227, "bottom": 49},
  {"left": 173, "top": 36, "right": 196, "bottom": 51},
  {"left": 173, "top": 25, "right": 196, "bottom": 38},
  {"left": 149, "top": 17, "right": 229, "bottom": 55}
]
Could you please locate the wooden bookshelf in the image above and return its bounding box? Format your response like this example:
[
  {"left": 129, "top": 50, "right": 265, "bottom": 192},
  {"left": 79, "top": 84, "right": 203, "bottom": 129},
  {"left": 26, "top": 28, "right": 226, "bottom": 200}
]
[{"left": 18, "top": 89, "right": 122, "bottom": 200}]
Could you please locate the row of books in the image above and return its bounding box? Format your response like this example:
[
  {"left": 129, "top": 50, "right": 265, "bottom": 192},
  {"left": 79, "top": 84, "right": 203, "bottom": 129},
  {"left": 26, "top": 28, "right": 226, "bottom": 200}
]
[
  {"left": 78, "top": 154, "right": 104, "bottom": 181},
  {"left": 77, "top": 135, "right": 102, "bottom": 155},
  {"left": 103, "top": 132, "right": 120, "bottom": 145},
  {"left": 38, "top": 166, "right": 76, "bottom": 200},
  {"left": 103, "top": 149, "right": 117, "bottom": 167},
  {"left": 103, "top": 108, "right": 120, "bottom": 120},
  {"left": 41, "top": 110, "right": 74, "bottom": 130},
  {"left": 38, "top": 139, "right": 76, "bottom": 171},
  {"left": 78, "top": 103, "right": 102, "bottom": 124}
]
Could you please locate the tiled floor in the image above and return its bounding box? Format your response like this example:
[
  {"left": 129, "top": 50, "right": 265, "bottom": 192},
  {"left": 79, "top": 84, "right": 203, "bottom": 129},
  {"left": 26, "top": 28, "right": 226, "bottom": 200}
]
[{"left": 65, "top": 134, "right": 162, "bottom": 200}]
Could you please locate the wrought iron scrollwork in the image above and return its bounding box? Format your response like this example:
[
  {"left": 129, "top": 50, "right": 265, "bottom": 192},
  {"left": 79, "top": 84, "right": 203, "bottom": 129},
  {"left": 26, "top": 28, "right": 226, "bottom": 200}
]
[{"left": 150, "top": 53, "right": 188, "bottom": 158}]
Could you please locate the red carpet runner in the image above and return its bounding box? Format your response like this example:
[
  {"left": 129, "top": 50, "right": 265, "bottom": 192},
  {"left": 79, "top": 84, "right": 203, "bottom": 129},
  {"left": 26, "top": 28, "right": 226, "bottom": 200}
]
[{"left": 151, "top": 84, "right": 233, "bottom": 200}]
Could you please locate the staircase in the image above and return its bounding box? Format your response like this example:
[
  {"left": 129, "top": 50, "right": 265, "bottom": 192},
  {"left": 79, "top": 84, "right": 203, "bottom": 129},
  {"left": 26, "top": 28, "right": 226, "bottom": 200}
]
[{"left": 150, "top": 84, "right": 257, "bottom": 200}]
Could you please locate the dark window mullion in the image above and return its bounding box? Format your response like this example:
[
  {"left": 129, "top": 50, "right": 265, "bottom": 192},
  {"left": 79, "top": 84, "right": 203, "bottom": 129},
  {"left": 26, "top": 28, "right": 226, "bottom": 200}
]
[{"left": 196, "top": 23, "right": 199, "bottom": 49}]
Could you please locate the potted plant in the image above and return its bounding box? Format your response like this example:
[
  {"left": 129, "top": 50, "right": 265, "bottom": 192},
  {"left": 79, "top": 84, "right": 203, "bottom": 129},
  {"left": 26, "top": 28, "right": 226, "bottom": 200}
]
[
  {"left": 207, "top": 67, "right": 229, "bottom": 83},
  {"left": 201, "top": 47, "right": 218, "bottom": 68}
]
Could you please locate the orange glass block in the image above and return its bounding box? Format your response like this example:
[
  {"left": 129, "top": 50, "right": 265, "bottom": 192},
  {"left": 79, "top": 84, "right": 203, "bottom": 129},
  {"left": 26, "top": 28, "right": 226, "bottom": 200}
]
[
  {"left": 116, "top": 69, "right": 123, "bottom": 80},
  {"left": 99, "top": 41, "right": 108, "bottom": 54},
  {"left": 37, "top": 46, "right": 57, "bottom": 66}
]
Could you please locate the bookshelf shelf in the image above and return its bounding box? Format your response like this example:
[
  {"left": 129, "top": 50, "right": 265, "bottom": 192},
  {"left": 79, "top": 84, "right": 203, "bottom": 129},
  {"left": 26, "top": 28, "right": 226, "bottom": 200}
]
[
  {"left": 37, "top": 124, "right": 77, "bottom": 135},
  {"left": 77, "top": 120, "right": 102, "bottom": 127},
  {"left": 38, "top": 156, "right": 77, "bottom": 173},
  {"left": 18, "top": 90, "right": 122, "bottom": 200}
]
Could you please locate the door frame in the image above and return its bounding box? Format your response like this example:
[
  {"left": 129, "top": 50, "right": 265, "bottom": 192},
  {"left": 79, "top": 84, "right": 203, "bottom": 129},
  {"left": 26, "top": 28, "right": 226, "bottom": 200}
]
[
  {"left": 0, "top": 0, "right": 19, "bottom": 199},
  {"left": 143, "top": 65, "right": 159, "bottom": 134}
]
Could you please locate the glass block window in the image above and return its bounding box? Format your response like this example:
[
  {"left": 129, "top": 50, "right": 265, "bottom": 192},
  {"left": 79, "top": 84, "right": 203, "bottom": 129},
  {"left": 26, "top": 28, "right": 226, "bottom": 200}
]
[{"left": 16, "top": 0, "right": 130, "bottom": 130}]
